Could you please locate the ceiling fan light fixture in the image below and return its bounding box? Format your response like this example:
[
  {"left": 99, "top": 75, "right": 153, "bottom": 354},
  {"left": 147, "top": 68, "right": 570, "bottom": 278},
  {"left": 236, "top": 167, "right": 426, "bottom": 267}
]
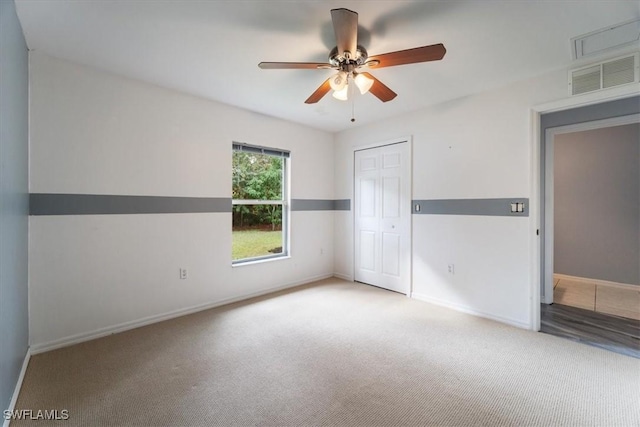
[
  {"left": 329, "top": 71, "right": 348, "bottom": 91},
  {"left": 332, "top": 84, "right": 349, "bottom": 101},
  {"left": 258, "top": 8, "right": 445, "bottom": 105},
  {"left": 354, "top": 73, "right": 374, "bottom": 94}
]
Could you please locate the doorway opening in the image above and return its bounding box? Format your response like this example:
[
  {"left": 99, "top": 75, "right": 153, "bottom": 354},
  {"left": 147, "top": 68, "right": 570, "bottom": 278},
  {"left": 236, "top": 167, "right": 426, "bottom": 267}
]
[{"left": 539, "top": 110, "right": 639, "bottom": 357}]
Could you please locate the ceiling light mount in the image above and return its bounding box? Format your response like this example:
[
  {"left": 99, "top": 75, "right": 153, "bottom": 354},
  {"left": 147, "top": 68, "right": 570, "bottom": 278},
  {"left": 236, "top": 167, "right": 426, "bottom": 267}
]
[{"left": 329, "top": 45, "right": 369, "bottom": 71}]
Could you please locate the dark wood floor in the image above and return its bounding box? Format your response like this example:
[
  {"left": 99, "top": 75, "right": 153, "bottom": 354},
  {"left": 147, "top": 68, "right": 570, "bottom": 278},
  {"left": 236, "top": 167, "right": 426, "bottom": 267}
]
[{"left": 540, "top": 303, "right": 640, "bottom": 359}]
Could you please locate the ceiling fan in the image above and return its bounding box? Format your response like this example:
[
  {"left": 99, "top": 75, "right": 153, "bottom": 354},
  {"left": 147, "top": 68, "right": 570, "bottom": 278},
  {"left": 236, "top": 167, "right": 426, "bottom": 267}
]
[{"left": 258, "top": 8, "right": 446, "bottom": 104}]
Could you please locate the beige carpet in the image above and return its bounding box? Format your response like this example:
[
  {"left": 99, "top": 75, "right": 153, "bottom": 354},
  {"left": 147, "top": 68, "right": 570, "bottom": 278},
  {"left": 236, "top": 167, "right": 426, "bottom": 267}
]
[{"left": 13, "top": 278, "right": 640, "bottom": 426}]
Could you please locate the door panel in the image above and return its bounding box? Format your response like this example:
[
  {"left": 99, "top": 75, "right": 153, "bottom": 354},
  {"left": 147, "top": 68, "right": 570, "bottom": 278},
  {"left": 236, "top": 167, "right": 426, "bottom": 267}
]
[
  {"left": 359, "top": 231, "right": 376, "bottom": 271},
  {"left": 383, "top": 152, "right": 401, "bottom": 168},
  {"left": 354, "top": 142, "right": 410, "bottom": 294},
  {"left": 360, "top": 179, "right": 376, "bottom": 217},
  {"left": 382, "top": 232, "right": 400, "bottom": 276},
  {"left": 360, "top": 156, "right": 377, "bottom": 171},
  {"left": 382, "top": 177, "right": 400, "bottom": 218}
]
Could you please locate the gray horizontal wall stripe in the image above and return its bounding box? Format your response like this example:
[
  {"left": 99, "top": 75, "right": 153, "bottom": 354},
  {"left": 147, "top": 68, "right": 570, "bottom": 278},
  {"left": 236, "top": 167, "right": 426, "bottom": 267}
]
[
  {"left": 333, "top": 199, "right": 351, "bottom": 211},
  {"left": 29, "top": 194, "right": 231, "bottom": 215},
  {"left": 291, "top": 199, "right": 351, "bottom": 211},
  {"left": 413, "top": 198, "right": 529, "bottom": 217},
  {"left": 291, "top": 199, "right": 333, "bottom": 211}
]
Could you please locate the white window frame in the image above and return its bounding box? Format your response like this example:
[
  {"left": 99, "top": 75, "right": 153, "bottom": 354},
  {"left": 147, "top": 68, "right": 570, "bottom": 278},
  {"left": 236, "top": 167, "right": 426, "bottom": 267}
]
[{"left": 232, "top": 143, "right": 290, "bottom": 265}]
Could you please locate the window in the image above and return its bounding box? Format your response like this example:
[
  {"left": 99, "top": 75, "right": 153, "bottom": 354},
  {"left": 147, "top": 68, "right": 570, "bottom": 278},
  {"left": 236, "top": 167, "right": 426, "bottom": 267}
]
[{"left": 232, "top": 143, "right": 289, "bottom": 263}]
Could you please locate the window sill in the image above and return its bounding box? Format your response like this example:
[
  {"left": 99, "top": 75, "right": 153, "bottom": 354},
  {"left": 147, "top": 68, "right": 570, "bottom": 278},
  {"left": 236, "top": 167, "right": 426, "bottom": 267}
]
[{"left": 231, "top": 255, "right": 291, "bottom": 268}]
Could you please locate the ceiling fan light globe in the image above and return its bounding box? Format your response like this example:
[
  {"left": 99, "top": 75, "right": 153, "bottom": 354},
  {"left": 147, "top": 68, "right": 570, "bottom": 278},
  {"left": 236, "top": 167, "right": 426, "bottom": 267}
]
[
  {"left": 332, "top": 84, "right": 349, "bottom": 101},
  {"left": 354, "top": 73, "right": 374, "bottom": 94},
  {"left": 329, "top": 71, "right": 348, "bottom": 91}
]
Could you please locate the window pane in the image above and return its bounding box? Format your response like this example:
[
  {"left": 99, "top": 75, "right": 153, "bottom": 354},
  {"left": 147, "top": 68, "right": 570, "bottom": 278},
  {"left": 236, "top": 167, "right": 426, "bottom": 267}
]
[
  {"left": 232, "top": 151, "right": 283, "bottom": 201},
  {"left": 232, "top": 204, "right": 283, "bottom": 261}
]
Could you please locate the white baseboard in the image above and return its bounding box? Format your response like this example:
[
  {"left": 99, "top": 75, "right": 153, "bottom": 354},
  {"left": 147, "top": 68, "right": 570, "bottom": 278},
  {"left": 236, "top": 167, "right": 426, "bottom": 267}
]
[
  {"left": 3, "top": 349, "right": 31, "bottom": 427},
  {"left": 333, "top": 272, "right": 353, "bottom": 281},
  {"left": 411, "top": 292, "right": 530, "bottom": 330},
  {"left": 554, "top": 273, "right": 638, "bottom": 291},
  {"left": 30, "top": 273, "right": 333, "bottom": 355}
]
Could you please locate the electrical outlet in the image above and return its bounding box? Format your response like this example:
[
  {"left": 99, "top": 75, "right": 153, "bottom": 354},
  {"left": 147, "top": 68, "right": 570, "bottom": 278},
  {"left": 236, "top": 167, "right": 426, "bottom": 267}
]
[
  {"left": 448, "top": 264, "right": 455, "bottom": 274},
  {"left": 179, "top": 268, "right": 188, "bottom": 280}
]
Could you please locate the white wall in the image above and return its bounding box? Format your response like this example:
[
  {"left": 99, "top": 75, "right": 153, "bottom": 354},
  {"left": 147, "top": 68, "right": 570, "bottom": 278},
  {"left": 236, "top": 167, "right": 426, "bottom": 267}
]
[
  {"left": 334, "top": 69, "right": 569, "bottom": 328},
  {"left": 29, "top": 53, "right": 335, "bottom": 351}
]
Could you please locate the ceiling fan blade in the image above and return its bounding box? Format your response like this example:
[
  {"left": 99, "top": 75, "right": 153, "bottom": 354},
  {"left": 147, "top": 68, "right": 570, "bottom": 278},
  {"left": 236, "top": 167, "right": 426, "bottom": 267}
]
[
  {"left": 331, "top": 8, "right": 358, "bottom": 58},
  {"left": 304, "top": 78, "right": 332, "bottom": 104},
  {"left": 259, "top": 62, "right": 333, "bottom": 70},
  {"left": 367, "top": 43, "right": 446, "bottom": 68},
  {"left": 360, "top": 72, "right": 397, "bottom": 102}
]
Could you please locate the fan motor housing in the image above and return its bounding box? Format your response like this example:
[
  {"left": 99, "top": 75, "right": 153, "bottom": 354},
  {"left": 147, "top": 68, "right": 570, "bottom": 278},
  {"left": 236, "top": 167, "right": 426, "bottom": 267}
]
[{"left": 330, "top": 45, "right": 368, "bottom": 70}]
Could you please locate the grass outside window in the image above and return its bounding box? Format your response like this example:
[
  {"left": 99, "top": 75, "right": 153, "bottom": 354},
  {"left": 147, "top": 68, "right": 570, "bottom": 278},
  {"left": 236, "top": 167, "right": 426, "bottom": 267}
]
[{"left": 232, "top": 229, "right": 282, "bottom": 260}]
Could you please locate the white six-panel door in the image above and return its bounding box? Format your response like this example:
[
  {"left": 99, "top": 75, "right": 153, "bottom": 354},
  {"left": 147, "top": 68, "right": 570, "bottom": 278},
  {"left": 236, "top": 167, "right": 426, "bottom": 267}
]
[{"left": 354, "top": 142, "right": 410, "bottom": 294}]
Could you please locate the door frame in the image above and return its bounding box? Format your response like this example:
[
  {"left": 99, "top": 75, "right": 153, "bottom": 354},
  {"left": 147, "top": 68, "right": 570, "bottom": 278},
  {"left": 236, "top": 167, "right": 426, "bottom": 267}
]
[
  {"left": 529, "top": 86, "right": 639, "bottom": 331},
  {"left": 543, "top": 113, "right": 640, "bottom": 305},
  {"left": 352, "top": 136, "right": 413, "bottom": 296}
]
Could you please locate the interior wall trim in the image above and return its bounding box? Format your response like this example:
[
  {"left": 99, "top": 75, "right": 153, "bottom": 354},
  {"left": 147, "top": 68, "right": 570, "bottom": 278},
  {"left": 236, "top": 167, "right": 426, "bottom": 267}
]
[
  {"left": 29, "top": 274, "right": 333, "bottom": 355},
  {"left": 29, "top": 194, "right": 352, "bottom": 215},
  {"left": 413, "top": 198, "right": 529, "bottom": 217},
  {"left": 291, "top": 199, "right": 351, "bottom": 211},
  {"left": 332, "top": 199, "right": 351, "bottom": 211},
  {"left": 29, "top": 194, "right": 232, "bottom": 215},
  {"left": 540, "top": 95, "right": 640, "bottom": 130},
  {"left": 553, "top": 273, "right": 639, "bottom": 291},
  {"left": 411, "top": 292, "right": 529, "bottom": 329},
  {"left": 2, "top": 349, "right": 31, "bottom": 427}
]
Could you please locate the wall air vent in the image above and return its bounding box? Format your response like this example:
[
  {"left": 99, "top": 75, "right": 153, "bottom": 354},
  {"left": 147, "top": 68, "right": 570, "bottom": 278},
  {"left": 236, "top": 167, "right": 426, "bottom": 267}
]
[
  {"left": 572, "top": 19, "right": 640, "bottom": 60},
  {"left": 569, "top": 53, "right": 639, "bottom": 96}
]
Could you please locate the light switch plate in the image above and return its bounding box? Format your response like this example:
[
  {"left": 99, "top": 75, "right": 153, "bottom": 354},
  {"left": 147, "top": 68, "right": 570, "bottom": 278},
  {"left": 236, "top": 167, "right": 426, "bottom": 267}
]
[{"left": 511, "top": 202, "right": 525, "bottom": 213}]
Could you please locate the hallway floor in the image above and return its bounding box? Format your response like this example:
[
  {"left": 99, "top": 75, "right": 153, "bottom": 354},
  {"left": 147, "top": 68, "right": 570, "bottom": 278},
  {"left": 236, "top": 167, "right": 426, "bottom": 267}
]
[
  {"left": 540, "top": 303, "right": 640, "bottom": 358},
  {"left": 553, "top": 276, "right": 640, "bottom": 320}
]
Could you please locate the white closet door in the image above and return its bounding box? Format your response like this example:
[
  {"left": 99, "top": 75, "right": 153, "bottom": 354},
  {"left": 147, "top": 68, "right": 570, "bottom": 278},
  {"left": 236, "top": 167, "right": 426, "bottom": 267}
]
[{"left": 354, "top": 142, "right": 410, "bottom": 294}]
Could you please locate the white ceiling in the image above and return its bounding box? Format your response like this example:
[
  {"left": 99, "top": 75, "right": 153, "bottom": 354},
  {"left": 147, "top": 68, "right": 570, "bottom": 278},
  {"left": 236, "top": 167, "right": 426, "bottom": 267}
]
[{"left": 15, "top": 1, "right": 639, "bottom": 132}]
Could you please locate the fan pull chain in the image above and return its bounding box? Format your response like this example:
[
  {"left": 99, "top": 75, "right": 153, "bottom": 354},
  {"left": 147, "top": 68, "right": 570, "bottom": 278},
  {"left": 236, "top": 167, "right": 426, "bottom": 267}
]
[{"left": 350, "top": 82, "right": 356, "bottom": 123}]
